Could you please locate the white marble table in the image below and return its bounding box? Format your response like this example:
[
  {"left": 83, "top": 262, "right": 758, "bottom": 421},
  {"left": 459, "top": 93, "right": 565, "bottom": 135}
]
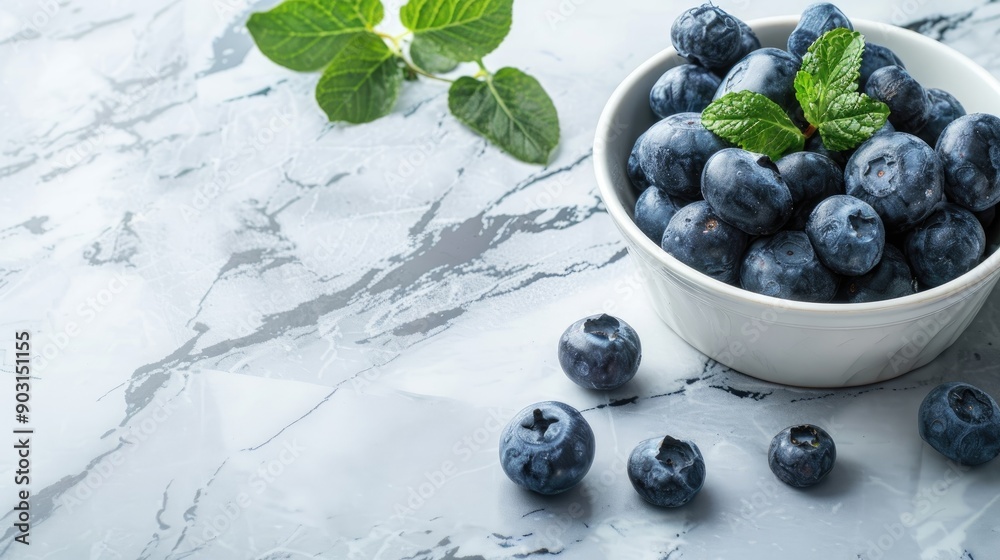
[{"left": 1, "top": 1, "right": 999, "bottom": 558}]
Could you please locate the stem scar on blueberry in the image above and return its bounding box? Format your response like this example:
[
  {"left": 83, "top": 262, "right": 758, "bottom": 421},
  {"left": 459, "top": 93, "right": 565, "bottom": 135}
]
[
  {"left": 524, "top": 408, "right": 559, "bottom": 435},
  {"left": 656, "top": 436, "right": 684, "bottom": 467},
  {"left": 583, "top": 314, "right": 621, "bottom": 340},
  {"left": 789, "top": 425, "right": 821, "bottom": 447}
]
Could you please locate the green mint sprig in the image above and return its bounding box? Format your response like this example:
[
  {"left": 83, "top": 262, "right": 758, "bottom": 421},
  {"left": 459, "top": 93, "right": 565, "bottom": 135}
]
[
  {"left": 701, "top": 28, "right": 889, "bottom": 160},
  {"left": 247, "top": 0, "right": 559, "bottom": 165}
]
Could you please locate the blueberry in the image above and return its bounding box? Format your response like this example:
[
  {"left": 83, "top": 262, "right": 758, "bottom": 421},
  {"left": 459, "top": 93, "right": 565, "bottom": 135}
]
[
  {"left": 768, "top": 425, "right": 837, "bottom": 488},
  {"left": 735, "top": 19, "right": 761, "bottom": 60},
  {"left": 627, "top": 131, "right": 650, "bottom": 193},
  {"left": 661, "top": 200, "right": 748, "bottom": 285},
  {"left": 499, "top": 401, "right": 596, "bottom": 494},
  {"left": 635, "top": 112, "right": 728, "bottom": 200},
  {"left": 916, "top": 88, "right": 965, "bottom": 148},
  {"left": 918, "top": 382, "right": 1000, "bottom": 466},
  {"left": 649, "top": 64, "right": 721, "bottom": 119},
  {"left": 837, "top": 244, "right": 917, "bottom": 303},
  {"left": 905, "top": 203, "right": 985, "bottom": 288},
  {"left": 702, "top": 148, "right": 793, "bottom": 236},
  {"left": 804, "top": 133, "right": 847, "bottom": 168},
  {"left": 627, "top": 435, "right": 706, "bottom": 507},
  {"left": 975, "top": 205, "right": 997, "bottom": 231},
  {"left": 865, "top": 66, "right": 930, "bottom": 133},
  {"left": 859, "top": 42, "right": 904, "bottom": 89},
  {"left": 787, "top": 3, "right": 853, "bottom": 59},
  {"left": 844, "top": 132, "right": 944, "bottom": 233},
  {"left": 806, "top": 195, "right": 885, "bottom": 276},
  {"left": 558, "top": 314, "right": 641, "bottom": 391},
  {"left": 776, "top": 151, "right": 845, "bottom": 229},
  {"left": 741, "top": 231, "right": 839, "bottom": 302},
  {"left": 670, "top": 4, "right": 744, "bottom": 73},
  {"left": 635, "top": 186, "right": 685, "bottom": 243},
  {"left": 936, "top": 113, "right": 1000, "bottom": 212},
  {"left": 715, "top": 48, "right": 801, "bottom": 117}
]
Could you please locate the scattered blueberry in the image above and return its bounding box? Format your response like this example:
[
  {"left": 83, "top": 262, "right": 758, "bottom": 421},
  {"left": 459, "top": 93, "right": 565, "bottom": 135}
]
[
  {"left": 917, "top": 88, "right": 966, "bottom": 148},
  {"left": 627, "top": 435, "right": 706, "bottom": 507},
  {"left": 776, "top": 151, "right": 845, "bottom": 229},
  {"left": 670, "top": 4, "right": 744, "bottom": 73},
  {"left": 661, "top": 200, "right": 748, "bottom": 285},
  {"left": 837, "top": 244, "right": 917, "bottom": 303},
  {"left": 715, "top": 48, "right": 801, "bottom": 117},
  {"left": 918, "top": 382, "right": 1000, "bottom": 466},
  {"left": 905, "top": 203, "right": 985, "bottom": 288},
  {"left": 499, "top": 401, "right": 596, "bottom": 494},
  {"left": 768, "top": 425, "right": 837, "bottom": 487},
  {"left": 635, "top": 186, "right": 686, "bottom": 243},
  {"left": 806, "top": 195, "right": 885, "bottom": 276},
  {"left": 635, "top": 112, "right": 728, "bottom": 200},
  {"left": 558, "top": 314, "right": 641, "bottom": 391},
  {"left": 936, "top": 112, "right": 1000, "bottom": 212},
  {"left": 859, "top": 42, "right": 904, "bottom": 89},
  {"left": 741, "top": 231, "right": 840, "bottom": 302},
  {"left": 702, "top": 148, "right": 793, "bottom": 236},
  {"left": 865, "top": 66, "right": 929, "bottom": 133},
  {"left": 844, "top": 132, "right": 943, "bottom": 233},
  {"left": 787, "top": 3, "right": 853, "bottom": 59},
  {"left": 649, "top": 64, "right": 722, "bottom": 119}
]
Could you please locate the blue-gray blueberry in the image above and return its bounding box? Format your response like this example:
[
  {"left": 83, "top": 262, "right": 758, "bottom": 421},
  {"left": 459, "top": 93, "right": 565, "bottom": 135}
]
[{"left": 499, "top": 401, "right": 596, "bottom": 494}]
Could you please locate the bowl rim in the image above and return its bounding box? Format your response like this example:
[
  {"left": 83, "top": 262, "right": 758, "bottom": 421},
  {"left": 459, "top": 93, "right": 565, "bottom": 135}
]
[{"left": 594, "top": 15, "right": 1000, "bottom": 316}]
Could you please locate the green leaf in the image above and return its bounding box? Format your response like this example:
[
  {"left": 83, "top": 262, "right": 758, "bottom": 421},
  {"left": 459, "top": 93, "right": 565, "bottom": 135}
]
[
  {"left": 410, "top": 35, "right": 460, "bottom": 74},
  {"left": 794, "top": 28, "right": 864, "bottom": 127},
  {"left": 315, "top": 32, "right": 403, "bottom": 123},
  {"left": 448, "top": 67, "right": 559, "bottom": 164},
  {"left": 701, "top": 91, "right": 805, "bottom": 161},
  {"left": 248, "top": 0, "right": 385, "bottom": 71},
  {"left": 401, "top": 0, "right": 513, "bottom": 62},
  {"left": 817, "top": 93, "right": 890, "bottom": 151}
]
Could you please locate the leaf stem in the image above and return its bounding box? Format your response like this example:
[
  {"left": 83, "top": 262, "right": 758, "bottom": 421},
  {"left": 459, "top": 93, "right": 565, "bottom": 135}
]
[
  {"left": 803, "top": 124, "right": 817, "bottom": 138},
  {"left": 403, "top": 57, "right": 454, "bottom": 83}
]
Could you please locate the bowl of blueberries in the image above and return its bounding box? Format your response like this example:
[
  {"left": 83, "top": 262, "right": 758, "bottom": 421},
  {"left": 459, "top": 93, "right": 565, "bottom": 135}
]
[{"left": 593, "top": 3, "right": 1000, "bottom": 387}]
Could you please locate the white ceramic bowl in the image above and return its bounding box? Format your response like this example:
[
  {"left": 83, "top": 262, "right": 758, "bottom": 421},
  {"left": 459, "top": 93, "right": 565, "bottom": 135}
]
[{"left": 594, "top": 16, "right": 1000, "bottom": 387}]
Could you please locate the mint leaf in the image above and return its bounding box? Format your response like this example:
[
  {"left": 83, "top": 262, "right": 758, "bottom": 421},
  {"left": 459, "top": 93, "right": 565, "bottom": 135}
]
[
  {"left": 448, "top": 68, "right": 559, "bottom": 164},
  {"left": 817, "top": 93, "right": 889, "bottom": 150},
  {"left": 315, "top": 32, "right": 402, "bottom": 123},
  {"left": 794, "top": 28, "right": 891, "bottom": 150},
  {"left": 410, "top": 35, "right": 459, "bottom": 74},
  {"left": 794, "top": 28, "right": 865, "bottom": 126},
  {"left": 247, "top": 0, "right": 384, "bottom": 71},
  {"left": 701, "top": 91, "right": 804, "bottom": 161},
  {"left": 401, "top": 0, "right": 513, "bottom": 62}
]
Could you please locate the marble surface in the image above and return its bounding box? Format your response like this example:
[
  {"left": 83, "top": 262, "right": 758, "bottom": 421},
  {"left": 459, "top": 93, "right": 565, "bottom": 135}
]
[{"left": 1, "top": 0, "right": 999, "bottom": 558}]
